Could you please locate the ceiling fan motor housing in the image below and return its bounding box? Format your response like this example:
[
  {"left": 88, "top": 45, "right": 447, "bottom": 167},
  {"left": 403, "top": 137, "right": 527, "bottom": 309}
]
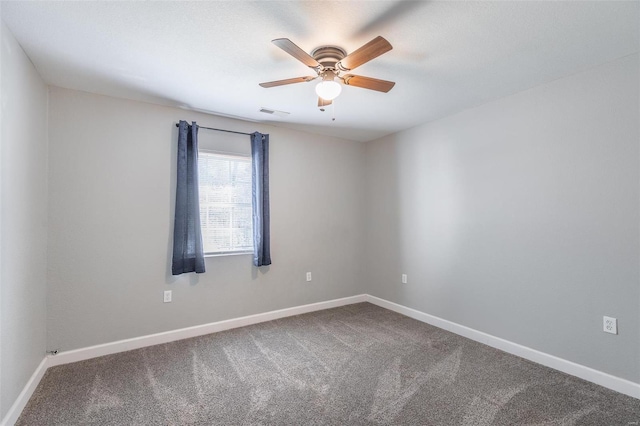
[{"left": 311, "top": 46, "right": 347, "bottom": 70}]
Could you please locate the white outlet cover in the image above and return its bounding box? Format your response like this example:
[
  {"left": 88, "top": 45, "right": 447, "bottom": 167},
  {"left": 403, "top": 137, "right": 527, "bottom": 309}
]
[
  {"left": 603, "top": 316, "right": 617, "bottom": 335},
  {"left": 401, "top": 274, "right": 408, "bottom": 284},
  {"left": 164, "top": 290, "right": 172, "bottom": 303},
  {"left": 306, "top": 272, "right": 312, "bottom": 282}
]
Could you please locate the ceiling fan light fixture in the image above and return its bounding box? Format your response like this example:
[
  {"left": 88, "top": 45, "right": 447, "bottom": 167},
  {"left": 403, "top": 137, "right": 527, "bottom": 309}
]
[{"left": 315, "top": 80, "right": 342, "bottom": 101}]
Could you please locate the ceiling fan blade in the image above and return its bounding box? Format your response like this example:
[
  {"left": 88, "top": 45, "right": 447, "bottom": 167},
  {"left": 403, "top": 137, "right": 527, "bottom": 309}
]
[
  {"left": 259, "top": 76, "right": 316, "bottom": 88},
  {"left": 342, "top": 74, "right": 395, "bottom": 92},
  {"left": 318, "top": 97, "right": 332, "bottom": 107},
  {"left": 336, "top": 36, "right": 392, "bottom": 71},
  {"left": 272, "top": 38, "right": 321, "bottom": 69}
]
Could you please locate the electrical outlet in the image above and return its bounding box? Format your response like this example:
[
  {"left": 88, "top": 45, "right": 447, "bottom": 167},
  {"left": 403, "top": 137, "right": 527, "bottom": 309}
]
[
  {"left": 603, "top": 316, "right": 617, "bottom": 335},
  {"left": 164, "top": 290, "right": 172, "bottom": 303},
  {"left": 306, "top": 272, "right": 312, "bottom": 282},
  {"left": 401, "top": 274, "right": 407, "bottom": 284}
]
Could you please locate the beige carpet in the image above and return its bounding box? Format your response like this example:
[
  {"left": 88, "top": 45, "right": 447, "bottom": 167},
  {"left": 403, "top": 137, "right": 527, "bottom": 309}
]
[{"left": 17, "top": 303, "right": 640, "bottom": 425}]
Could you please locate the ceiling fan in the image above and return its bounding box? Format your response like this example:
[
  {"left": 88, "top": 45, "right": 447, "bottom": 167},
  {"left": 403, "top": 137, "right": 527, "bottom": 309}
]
[{"left": 259, "top": 36, "right": 395, "bottom": 107}]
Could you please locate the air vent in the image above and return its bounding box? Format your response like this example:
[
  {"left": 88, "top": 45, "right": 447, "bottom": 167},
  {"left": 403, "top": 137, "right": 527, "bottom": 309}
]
[{"left": 259, "top": 108, "right": 290, "bottom": 117}]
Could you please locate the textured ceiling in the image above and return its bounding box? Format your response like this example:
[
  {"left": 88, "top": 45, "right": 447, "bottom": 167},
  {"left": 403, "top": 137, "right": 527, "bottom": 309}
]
[{"left": 2, "top": 1, "right": 638, "bottom": 142}]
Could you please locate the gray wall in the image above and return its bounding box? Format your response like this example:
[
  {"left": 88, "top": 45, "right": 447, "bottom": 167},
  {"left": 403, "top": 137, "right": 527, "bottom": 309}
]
[
  {"left": 364, "top": 54, "right": 640, "bottom": 382},
  {"left": 0, "top": 21, "right": 49, "bottom": 419},
  {"left": 46, "top": 87, "right": 366, "bottom": 352}
]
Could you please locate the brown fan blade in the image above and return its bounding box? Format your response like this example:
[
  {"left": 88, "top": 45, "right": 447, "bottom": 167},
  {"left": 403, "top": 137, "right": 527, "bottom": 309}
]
[
  {"left": 318, "top": 97, "right": 332, "bottom": 107},
  {"left": 259, "top": 76, "right": 316, "bottom": 88},
  {"left": 272, "top": 38, "right": 321, "bottom": 69},
  {"left": 336, "top": 36, "right": 392, "bottom": 71},
  {"left": 342, "top": 74, "right": 395, "bottom": 92}
]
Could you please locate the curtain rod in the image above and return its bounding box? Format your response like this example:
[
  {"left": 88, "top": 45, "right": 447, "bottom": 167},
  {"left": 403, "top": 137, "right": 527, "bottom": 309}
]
[{"left": 175, "top": 123, "right": 252, "bottom": 136}]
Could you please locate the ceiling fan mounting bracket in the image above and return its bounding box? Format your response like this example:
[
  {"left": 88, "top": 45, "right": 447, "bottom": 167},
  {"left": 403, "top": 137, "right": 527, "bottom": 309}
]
[{"left": 335, "top": 62, "right": 350, "bottom": 72}]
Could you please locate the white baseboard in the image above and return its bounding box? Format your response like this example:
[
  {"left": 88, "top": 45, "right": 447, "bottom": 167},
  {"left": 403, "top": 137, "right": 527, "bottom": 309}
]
[
  {"left": 47, "top": 294, "right": 367, "bottom": 368},
  {"left": 0, "top": 358, "right": 48, "bottom": 426},
  {"left": 365, "top": 295, "right": 640, "bottom": 399},
  {"left": 4, "top": 293, "right": 638, "bottom": 425}
]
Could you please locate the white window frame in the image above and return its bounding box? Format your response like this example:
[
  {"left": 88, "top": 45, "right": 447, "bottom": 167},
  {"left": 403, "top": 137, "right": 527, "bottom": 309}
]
[{"left": 198, "top": 149, "right": 254, "bottom": 257}]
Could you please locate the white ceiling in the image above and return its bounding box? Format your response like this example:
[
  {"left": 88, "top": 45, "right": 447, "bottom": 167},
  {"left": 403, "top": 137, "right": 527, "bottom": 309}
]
[{"left": 2, "top": 1, "right": 638, "bottom": 142}]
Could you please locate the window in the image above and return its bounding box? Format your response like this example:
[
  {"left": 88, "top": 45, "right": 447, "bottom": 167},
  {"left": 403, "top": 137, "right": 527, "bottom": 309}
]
[{"left": 198, "top": 151, "right": 253, "bottom": 255}]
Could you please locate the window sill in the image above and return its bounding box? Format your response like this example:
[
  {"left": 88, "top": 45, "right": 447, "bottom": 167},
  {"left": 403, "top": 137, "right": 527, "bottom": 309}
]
[{"left": 204, "top": 251, "right": 253, "bottom": 258}]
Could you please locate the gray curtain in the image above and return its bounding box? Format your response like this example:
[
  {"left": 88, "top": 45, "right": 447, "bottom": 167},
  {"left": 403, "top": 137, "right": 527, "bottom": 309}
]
[
  {"left": 251, "top": 132, "right": 271, "bottom": 266},
  {"left": 172, "top": 121, "right": 205, "bottom": 275}
]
